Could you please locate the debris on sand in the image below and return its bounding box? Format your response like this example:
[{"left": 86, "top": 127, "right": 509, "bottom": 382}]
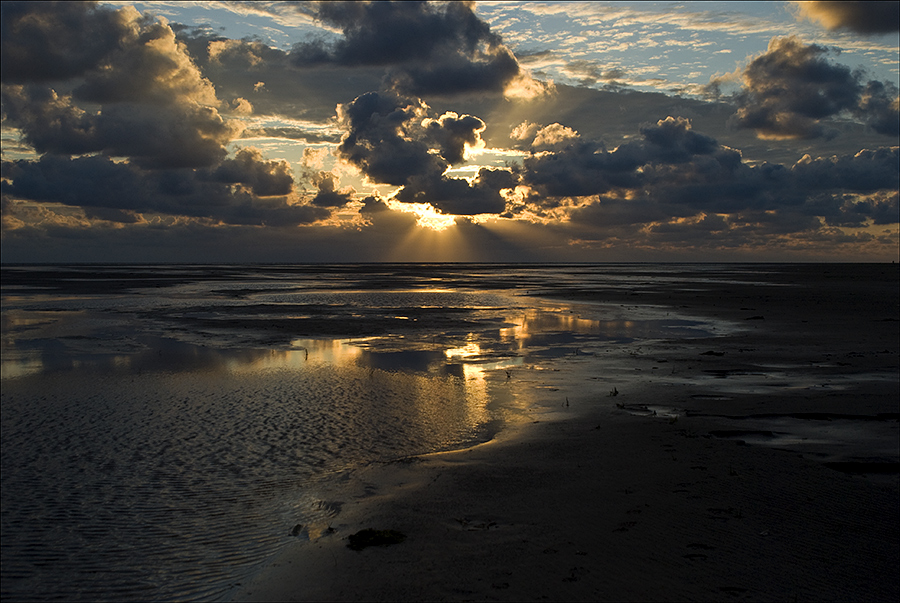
[{"left": 347, "top": 528, "right": 406, "bottom": 551}]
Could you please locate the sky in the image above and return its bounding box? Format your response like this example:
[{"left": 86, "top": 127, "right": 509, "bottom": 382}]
[{"left": 1, "top": 1, "right": 898, "bottom": 263}]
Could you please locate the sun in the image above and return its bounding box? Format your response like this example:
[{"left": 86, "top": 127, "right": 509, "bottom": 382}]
[{"left": 386, "top": 199, "right": 457, "bottom": 231}]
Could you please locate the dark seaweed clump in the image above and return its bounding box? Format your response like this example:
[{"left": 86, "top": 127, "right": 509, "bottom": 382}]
[{"left": 347, "top": 528, "right": 406, "bottom": 551}]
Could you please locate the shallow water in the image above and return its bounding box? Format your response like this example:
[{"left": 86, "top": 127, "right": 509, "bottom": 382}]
[{"left": 1, "top": 264, "right": 740, "bottom": 601}]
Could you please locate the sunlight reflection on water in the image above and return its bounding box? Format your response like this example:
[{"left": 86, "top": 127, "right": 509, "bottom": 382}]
[{"left": 0, "top": 265, "right": 725, "bottom": 602}]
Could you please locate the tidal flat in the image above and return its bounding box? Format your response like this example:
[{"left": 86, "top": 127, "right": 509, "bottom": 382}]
[{"left": 1, "top": 264, "right": 897, "bottom": 601}]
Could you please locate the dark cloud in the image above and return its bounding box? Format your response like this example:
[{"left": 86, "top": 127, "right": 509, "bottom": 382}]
[
  {"left": 0, "top": 3, "right": 240, "bottom": 169},
  {"left": 858, "top": 81, "right": 900, "bottom": 136},
  {"left": 388, "top": 48, "right": 520, "bottom": 97},
  {"left": 309, "top": 172, "right": 354, "bottom": 207},
  {"left": 335, "top": 90, "right": 509, "bottom": 215},
  {"left": 359, "top": 195, "right": 391, "bottom": 216},
  {"left": 862, "top": 190, "right": 900, "bottom": 224},
  {"left": 211, "top": 148, "right": 294, "bottom": 197},
  {"left": 82, "top": 206, "right": 144, "bottom": 224},
  {"left": 638, "top": 116, "right": 720, "bottom": 162},
  {"left": 517, "top": 116, "right": 898, "bottom": 233},
  {"left": 294, "top": 1, "right": 499, "bottom": 65},
  {"left": 336, "top": 91, "right": 488, "bottom": 183},
  {"left": 290, "top": 1, "right": 523, "bottom": 96},
  {"left": 0, "top": 1, "right": 132, "bottom": 83},
  {"left": 0, "top": 2, "right": 337, "bottom": 229},
  {"left": 1, "top": 154, "right": 328, "bottom": 226},
  {"left": 730, "top": 37, "right": 899, "bottom": 139},
  {"left": 520, "top": 117, "right": 725, "bottom": 199},
  {"left": 1, "top": 85, "right": 237, "bottom": 168},
  {"left": 567, "top": 196, "right": 676, "bottom": 227},
  {"left": 396, "top": 167, "right": 515, "bottom": 215},
  {"left": 791, "top": 147, "right": 900, "bottom": 191},
  {"left": 422, "top": 111, "right": 486, "bottom": 164},
  {"left": 336, "top": 92, "right": 443, "bottom": 186},
  {"left": 796, "top": 1, "right": 900, "bottom": 34}
]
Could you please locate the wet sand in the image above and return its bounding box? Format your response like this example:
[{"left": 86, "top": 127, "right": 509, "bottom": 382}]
[{"left": 233, "top": 264, "right": 899, "bottom": 602}]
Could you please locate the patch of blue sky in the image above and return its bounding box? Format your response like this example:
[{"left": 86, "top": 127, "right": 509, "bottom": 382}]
[{"left": 476, "top": 1, "right": 899, "bottom": 94}]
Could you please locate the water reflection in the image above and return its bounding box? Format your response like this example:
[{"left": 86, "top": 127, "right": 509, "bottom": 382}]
[
  {"left": 1, "top": 304, "right": 715, "bottom": 381},
  {"left": 1, "top": 265, "right": 731, "bottom": 602}
]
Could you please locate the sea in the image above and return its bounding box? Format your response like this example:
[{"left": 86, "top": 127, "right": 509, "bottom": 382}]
[{"left": 0, "top": 263, "right": 776, "bottom": 601}]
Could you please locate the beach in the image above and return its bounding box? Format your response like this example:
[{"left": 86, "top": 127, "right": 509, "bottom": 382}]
[
  {"left": 1, "top": 264, "right": 896, "bottom": 602},
  {"left": 233, "top": 264, "right": 899, "bottom": 602}
]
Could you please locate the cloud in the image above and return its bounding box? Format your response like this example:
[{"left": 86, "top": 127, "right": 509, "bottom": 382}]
[
  {"left": 335, "top": 91, "right": 489, "bottom": 180},
  {"left": 239, "top": 127, "right": 341, "bottom": 143},
  {"left": 861, "top": 190, "right": 900, "bottom": 224},
  {"left": 532, "top": 123, "right": 580, "bottom": 150},
  {"left": 0, "top": 2, "right": 350, "bottom": 229},
  {"left": 520, "top": 116, "right": 724, "bottom": 200},
  {"left": 1, "top": 3, "right": 243, "bottom": 168},
  {"left": 790, "top": 147, "right": 900, "bottom": 191},
  {"left": 563, "top": 60, "right": 627, "bottom": 86},
  {"left": 211, "top": 147, "right": 294, "bottom": 197},
  {"left": 794, "top": 1, "right": 900, "bottom": 34},
  {"left": 336, "top": 91, "right": 442, "bottom": 186},
  {"left": 0, "top": 1, "right": 133, "bottom": 83},
  {"left": 858, "top": 81, "right": 900, "bottom": 136},
  {"left": 422, "top": 111, "right": 486, "bottom": 163},
  {"left": 73, "top": 19, "right": 219, "bottom": 107},
  {"left": 174, "top": 28, "right": 385, "bottom": 123},
  {"left": 2, "top": 85, "right": 239, "bottom": 168},
  {"left": 309, "top": 171, "right": 355, "bottom": 207},
  {"left": 513, "top": 115, "right": 898, "bottom": 235},
  {"left": 396, "top": 167, "right": 516, "bottom": 215},
  {"left": 1, "top": 154, "right": 329, "bottom": 226},
  {"left": 730, "top": 36, "right": 899, "bottom": 139},
  {"left": 289, "top": 1, "right": 529, "bottom": 97},
  {"left": 335, "top": 90, "right": 515, "bottom": 215}
]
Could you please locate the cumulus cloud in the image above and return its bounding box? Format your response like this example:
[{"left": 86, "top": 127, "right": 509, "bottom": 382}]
[
  {"left": 730, "top": 37, "right": 899, "bottom": 139},
  {"left": 520, "top": 116, "right": 725, "bottom": 200},
  {"left": 510, "top": 115, "right": 899, "bottom": 235},
  {"left": 1, "top": 3, "right": 244, "bottom": 168},
  {"left": 74, "top": 19, "right": 219, "bottom": 107},
  {"left": 336, "top": 92, "right": 442, "bottom": 185},
  {"left": 290, "top": 1, "right": 528, "bottom": 97},
  {"left": 0, "top": 2, "right": 348, "bottom": 228},
  {"left": 2, "top": 84, "right": 239, "bottom": 168},
  {"left": 422, "top": 111, "right": 486, "bottom": 163},
  {"left": 0, "top": 1, "right": 132, "bottom": 83},
  {"left": 511, "top": 121, "right": 540, "bottom": 142},
  {"left": 211, "top": 147, "right": 294, "bottom": 197},
  {"left": 335, "top": 91, "right": 490, "bottom": 181},
  {"left": 794, "top": 1, "right": 900, "bottom": 34},
  {"left": 533, "top": 123, "right": 580, "bottom": 150},
  {"left": 309, "top": 171, "right": 355, "bottom": 207},
  {"left": 335, "top": 90, "right": 516, "bottom": 215},
  {"left": 175, "top": 27, "right": 385, "bottom": 123}
]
